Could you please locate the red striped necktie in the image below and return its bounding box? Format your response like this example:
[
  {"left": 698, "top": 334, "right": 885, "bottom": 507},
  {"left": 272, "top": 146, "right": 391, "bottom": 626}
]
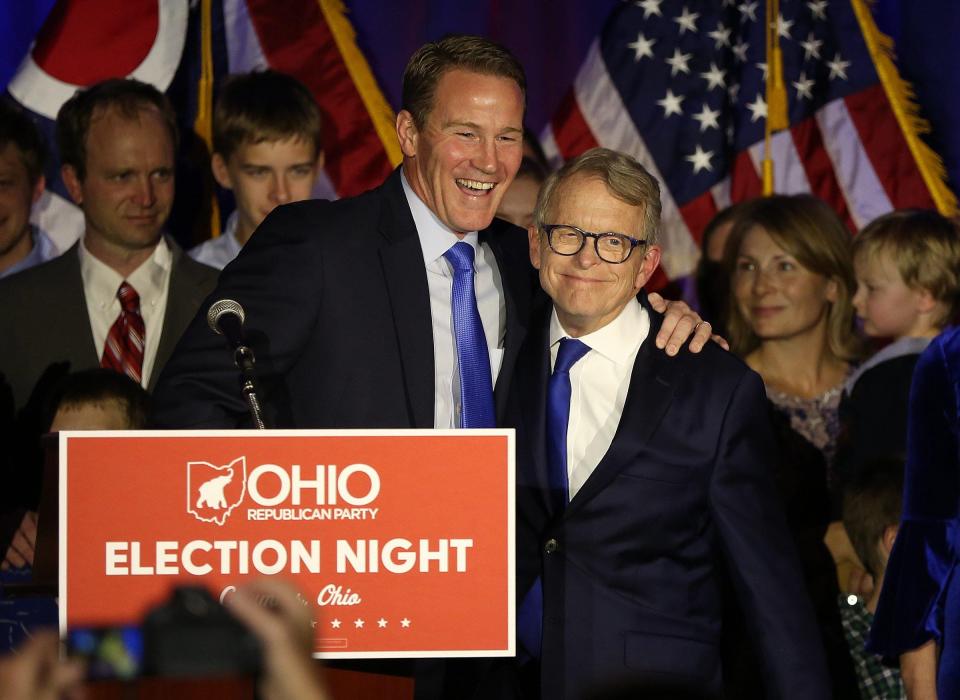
[{"left": 100, "top": 281, "right": 145, "bottom": 384}]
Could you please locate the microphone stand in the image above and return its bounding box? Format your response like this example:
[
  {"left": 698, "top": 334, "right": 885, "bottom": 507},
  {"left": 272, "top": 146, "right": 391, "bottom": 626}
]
[{"left": 234, "top": 344, "right": 266, "bottom": 429}]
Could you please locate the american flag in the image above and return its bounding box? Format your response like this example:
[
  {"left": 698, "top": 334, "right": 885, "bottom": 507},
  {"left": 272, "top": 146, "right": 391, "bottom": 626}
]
[{"left": 542, "top": 0, "right": 956, "bottom": 287}]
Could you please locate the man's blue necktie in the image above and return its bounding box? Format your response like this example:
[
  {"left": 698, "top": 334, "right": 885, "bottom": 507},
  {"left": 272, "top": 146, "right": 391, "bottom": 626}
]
[
  {"left": 517, "top": 336, "right": 590, "bottom": 659},
  {"left": 546, "top": 337, "right": 590, "bottom": 509},
  {"left": 443, "top": 241, "right": 495, "bottom": 428}
]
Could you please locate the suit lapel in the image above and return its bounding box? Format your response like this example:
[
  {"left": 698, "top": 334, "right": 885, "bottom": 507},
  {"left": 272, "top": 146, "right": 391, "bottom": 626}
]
[
  {"left": 377, "top": 171, "right": 435, "bottom": 429},
  {"left": 59, "top": 244, "right": 100, "bottom": 367},
  {"left": 565, "top": 306, "right": 676, "bottom": 517},
  {"left": 483, "top": 223, "right": 533, "bottom": 425},
  {"left": 517, "top": 306, "right": 560, "bottom": 516},
  {"left": 151, "top": 239, "right": 214, "bottom": 391}
]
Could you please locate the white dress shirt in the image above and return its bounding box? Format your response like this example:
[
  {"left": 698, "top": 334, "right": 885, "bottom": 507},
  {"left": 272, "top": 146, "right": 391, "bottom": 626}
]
[
  {"left": 79, "top": 236, "right": 173, "bottom": 387},
  {"left": 401, "top": 172, "right": 506, "bottom": 429},
  {"left": 189, "top": 210, "right": 242, "bottom": 270},
  {"left": 549, "top": 298, "right": 650, "bottom": 500}
]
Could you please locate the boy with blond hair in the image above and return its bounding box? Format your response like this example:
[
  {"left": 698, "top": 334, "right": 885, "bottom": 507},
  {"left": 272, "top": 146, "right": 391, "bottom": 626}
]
[
  {"left": 190, "top": 70, "right": 324, "bottom": 269},
  {"left": 838, "top": 210, "right": 960, "bottom": 486}
]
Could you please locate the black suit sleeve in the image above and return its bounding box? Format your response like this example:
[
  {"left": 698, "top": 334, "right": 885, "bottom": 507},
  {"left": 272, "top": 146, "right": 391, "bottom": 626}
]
[
  {"left": 708, "top": 369, "right": 832, "bottom": 698},
  {"left": 151, "top": 202, "right": 332, "bottom": 428}
]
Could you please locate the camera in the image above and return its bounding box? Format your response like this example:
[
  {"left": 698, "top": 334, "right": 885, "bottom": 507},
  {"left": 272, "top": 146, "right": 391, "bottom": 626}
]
[{"left": 68, "top": 586, "right": 262, "bottom": 680}]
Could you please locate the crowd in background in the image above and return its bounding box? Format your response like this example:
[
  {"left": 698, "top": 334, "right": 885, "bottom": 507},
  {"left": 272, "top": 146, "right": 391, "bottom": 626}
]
[{"left": 1, "top": 50, "right": 959, "bottom": 699}]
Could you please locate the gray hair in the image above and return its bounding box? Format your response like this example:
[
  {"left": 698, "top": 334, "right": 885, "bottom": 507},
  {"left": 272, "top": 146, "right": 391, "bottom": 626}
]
[{"left": 533, "top": 147, "right": 662, "bottom": 244}]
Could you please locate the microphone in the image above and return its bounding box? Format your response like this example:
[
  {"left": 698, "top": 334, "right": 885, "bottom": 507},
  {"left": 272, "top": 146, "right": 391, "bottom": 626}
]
[
  {"left": 206, "top": 298, "right": 266, "bottom": 429},
  {"left": 207, "top": 299, "right": 246, "bottom": 351}
]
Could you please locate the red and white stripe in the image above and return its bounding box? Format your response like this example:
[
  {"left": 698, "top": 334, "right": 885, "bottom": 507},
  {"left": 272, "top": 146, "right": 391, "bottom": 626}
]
[{"left": 543, "top": 39, "right": 938, "bottom": 284}]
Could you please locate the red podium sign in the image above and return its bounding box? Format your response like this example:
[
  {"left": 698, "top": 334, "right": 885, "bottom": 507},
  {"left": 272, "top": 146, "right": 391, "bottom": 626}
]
[{"left": 59, "top": 430, "right": 514, "bottom": 658}]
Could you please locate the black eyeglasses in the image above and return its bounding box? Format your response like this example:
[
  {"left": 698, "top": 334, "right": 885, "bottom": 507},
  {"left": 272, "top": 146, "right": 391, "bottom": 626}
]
[{"left": 541, "top": 224, "right": 647, "bottom": 264}]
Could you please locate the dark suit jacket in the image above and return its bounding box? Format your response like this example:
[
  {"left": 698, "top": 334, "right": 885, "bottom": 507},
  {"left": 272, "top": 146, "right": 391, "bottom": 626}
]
[
  {"left": 0, "top": 237, "right": 218, "bottom": 411},
  {"left": 150, "top": 169, "right": 537, "bottom": 430},
  {"left": 510, "top": 301, "right": 831, "bottom": 700},
  {"left": 0, "top": 237, "right": 217, "bottom": 525}
]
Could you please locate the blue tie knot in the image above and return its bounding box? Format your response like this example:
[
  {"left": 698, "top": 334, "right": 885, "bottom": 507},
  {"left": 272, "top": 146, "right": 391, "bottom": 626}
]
[
  {"left": 554, "top": 337, "right": 590, "bottom": 375},
  {"left": 443, "top": 241, "right": 476, "bottom": 273}
]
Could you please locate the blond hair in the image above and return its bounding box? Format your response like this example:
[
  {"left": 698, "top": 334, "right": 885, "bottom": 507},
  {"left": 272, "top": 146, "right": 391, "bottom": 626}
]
[
  {"left": 724, "top": 194, "right": 862, "bottom": 361},
  {"left": 854, "top": 210, "right": 960, "bottom": 327}
]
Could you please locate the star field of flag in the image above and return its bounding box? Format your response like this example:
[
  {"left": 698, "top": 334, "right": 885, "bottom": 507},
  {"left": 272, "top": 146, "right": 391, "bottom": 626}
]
[{"left": 605, "top": 0, "right": 875, "bottom": 205}]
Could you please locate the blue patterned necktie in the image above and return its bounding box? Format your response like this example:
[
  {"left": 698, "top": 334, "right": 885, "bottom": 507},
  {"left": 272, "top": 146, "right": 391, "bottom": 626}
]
[
  {"left": 546, "top": 337, "right": 590, "bottom": 509},
  {"left": 517, "top": 336, "right": 590, "bottom": 660},
  {"left": 443, "top": 241, "right": 495, "bottom": 428}
]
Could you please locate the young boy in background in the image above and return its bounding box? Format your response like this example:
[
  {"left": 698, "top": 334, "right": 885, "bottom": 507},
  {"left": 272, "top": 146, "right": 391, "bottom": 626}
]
[
  {"left": 839, "top": 458, "right": 905, "bottom": 700},
  {"left": 190, "top": 70, "right": 324, "bottom": 269},
  {"left": 837, "top": 210, "right": 960, "bottom": 487}
]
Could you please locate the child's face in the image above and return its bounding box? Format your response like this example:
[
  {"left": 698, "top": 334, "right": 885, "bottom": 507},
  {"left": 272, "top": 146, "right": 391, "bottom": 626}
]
[
  {"left": 852, "top": 250, "right": 926, "bottom": 339},
  {"left": 212, "top": 136, "right": 320, "bottom": 241}
]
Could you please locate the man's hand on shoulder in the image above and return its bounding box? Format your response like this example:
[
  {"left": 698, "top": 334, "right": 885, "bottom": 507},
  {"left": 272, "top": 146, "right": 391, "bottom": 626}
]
[{"left": 647, "top": 292, "right": 730, "bottom": 356}]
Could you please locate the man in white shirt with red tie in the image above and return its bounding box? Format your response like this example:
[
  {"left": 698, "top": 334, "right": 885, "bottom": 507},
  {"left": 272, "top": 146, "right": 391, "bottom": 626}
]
[
  {"left": 512, "top": 147, "right": 830, "bottom": 699},
  {"left": 0, "top": 78, "right": 217, "bottom": 568},
  {"left": 0, "top": 78, "right": 217, "bottom": 411}
]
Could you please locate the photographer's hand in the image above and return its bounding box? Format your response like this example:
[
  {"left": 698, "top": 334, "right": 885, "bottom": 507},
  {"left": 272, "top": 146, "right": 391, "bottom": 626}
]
[
  {"left": 226, "top": 579, "right": 329, "bottom": 700},
  {"left": 0, "top": 631, "right": 84, "bottom": 700}
]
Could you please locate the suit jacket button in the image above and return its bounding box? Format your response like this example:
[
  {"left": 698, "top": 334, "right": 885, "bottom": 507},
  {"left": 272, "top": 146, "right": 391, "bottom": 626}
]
[{"left": 544, "top": 538, "right": 558, "bottom": 553}]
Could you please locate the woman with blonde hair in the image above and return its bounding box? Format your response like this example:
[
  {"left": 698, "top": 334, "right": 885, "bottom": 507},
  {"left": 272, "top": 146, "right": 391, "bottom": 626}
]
[
  {"left": 726, "top": 194, "right": 862, "bottom": 476},
  {"left": 722, "top": 194, "right": 863, "bottom": 698}
]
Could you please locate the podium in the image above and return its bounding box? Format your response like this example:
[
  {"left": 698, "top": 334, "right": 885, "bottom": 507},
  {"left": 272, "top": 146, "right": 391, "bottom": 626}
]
[{"left": 56, "top": 429, "right": 514, "bottom": 696}]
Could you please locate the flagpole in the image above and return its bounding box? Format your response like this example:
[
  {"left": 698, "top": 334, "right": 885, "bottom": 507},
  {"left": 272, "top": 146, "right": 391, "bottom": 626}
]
[
  {"left": 763, "top": 0, "right": 788, "bottom": 195},
  {"left": 194, "top": 0, "right": 221, "bottom": 238}
]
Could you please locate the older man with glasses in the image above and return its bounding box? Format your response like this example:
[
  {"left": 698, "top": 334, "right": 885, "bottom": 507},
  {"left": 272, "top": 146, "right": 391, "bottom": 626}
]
[{"left": 510, "top": 147, "right": 830, "bottom": 700}]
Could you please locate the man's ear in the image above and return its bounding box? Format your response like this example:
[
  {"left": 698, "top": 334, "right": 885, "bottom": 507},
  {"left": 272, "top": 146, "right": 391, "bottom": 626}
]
[
  {"left": 210, "top": 153, "right": 234, "bottom": 191},
  {"left": 30, "top": 174, "right": 45, "bottom": 206},
  {"left": 396, "top": 110, "right": 419, "bottom": 158},
  {"left": 881, "top": 523, "right": 898, "bottom": 556},
  {"left": 60, "top": 165, "right": 83, "bottom": 206},
  {"left": 634, "top": 245, "right": 662, "bottom": 291},
  {"left": 528, "top": 225, "right": 542, "bottom": 270}
]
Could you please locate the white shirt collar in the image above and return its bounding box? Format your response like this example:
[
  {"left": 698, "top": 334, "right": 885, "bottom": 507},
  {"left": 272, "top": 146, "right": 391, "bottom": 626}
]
[
  {"left": 401, "top": 169, "right": 480, "bottom": 264},
  {"left": 549, "top": 298, "right": 649, "bottom": 367},
  {"left": 79, "top": 235, "right": 172, "bottom": 308}
]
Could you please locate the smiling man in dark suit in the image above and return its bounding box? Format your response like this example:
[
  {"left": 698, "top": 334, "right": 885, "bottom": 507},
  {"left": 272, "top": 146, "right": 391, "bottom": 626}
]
[
  {"left": 513, "top": 147, "right": 830, "bottom": 699},
  {"left": 150, "top": 36, "right": 710, "bottom": 433}
]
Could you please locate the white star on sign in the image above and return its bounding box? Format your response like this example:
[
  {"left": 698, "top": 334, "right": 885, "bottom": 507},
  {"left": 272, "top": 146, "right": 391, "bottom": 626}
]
[
  {"left": 777, "top": 13, "right": 794, "bottom": 40},
  {"left": 377, "top": 618, "right": 388, "bottom": 628},
  {"left": 331, "top": 619, "right": 341, "bottom": 629},
  {"left": 627, "top": 32, "right": 656, "bottom": 61},
  {"left": 708, "top": 23, "right": 732, "bottom": 49},
  {"left": 756, "top": 61, "right": 768, "bottom": 80},
  {"left": 635, "top": 0, "right": 663, "bottom": 19},
  {"left": 739, "top": 2, "right": 758, "bottom": 23},
  {"left": 656, "top": 88, "right": 685, "bottom": 117},
  {"left": 400, "top": 618, "right": 411, "bottom": 628},
  {"left": 800, "top": 32, "right": 823, "bottom": 61},
  {"left": 807, "top": 0, "right": 828, "bottom": 20},
  {"left": 701, "top": 62, "right": 726, "bottom": 91},
  {"left": 828, "top": 53, "right": 851, "bottom": 80},
  {"left": 665, "top": 48, "right": 693, "bottom": 76},
  {"left": 692, "top": 104, "right": 721, "bottom": 132},
  {"left": 686, "top": 145, "right": 715, "bottom": 174},
  {"left": 674, "top": 7, "right": 699, "bottom": 35},
  {"left": 793, "top": 71, "right": 815, "bottom": 100},
  {"left": 732, "top": 40, "right": 749, "bottom": 63},
  {"left": 354, "top": 618, "right": 365, "bottom": 629},
  {"left": 746, "top": 93, "right": 768, "bottom": 122}
]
